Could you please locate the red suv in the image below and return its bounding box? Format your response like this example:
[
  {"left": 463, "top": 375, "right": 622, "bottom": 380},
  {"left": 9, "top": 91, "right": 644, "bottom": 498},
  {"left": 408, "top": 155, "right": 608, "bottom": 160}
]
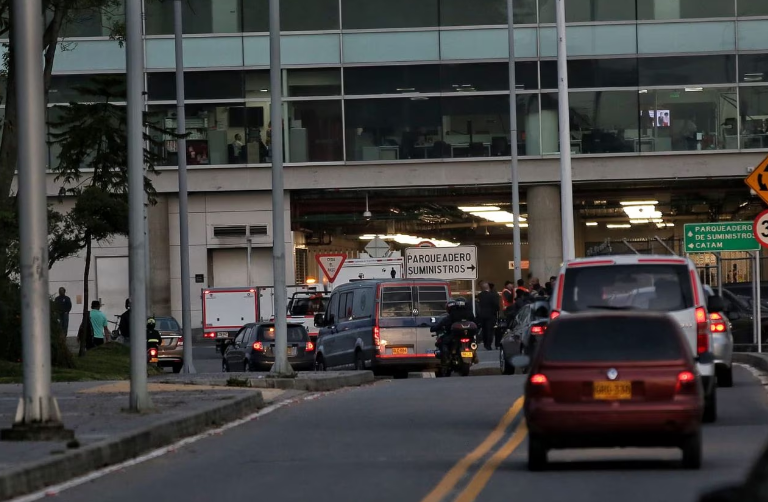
[{"left": 520, "top": 311, "right": 704, "bottom": 471}]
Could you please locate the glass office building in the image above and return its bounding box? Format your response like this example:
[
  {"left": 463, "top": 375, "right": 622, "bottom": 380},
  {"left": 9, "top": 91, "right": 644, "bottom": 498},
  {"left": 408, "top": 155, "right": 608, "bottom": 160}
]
[{"left": 37, "top": 0, "right": 768, "bottom": 168}]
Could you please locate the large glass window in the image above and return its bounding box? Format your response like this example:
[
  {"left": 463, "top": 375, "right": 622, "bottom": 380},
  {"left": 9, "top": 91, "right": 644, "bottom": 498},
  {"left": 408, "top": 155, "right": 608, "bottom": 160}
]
[
  {"left": 287, "top": 69, "right": 341, "bottom": 97},
  {"left": 344, "top": 65, "right": 441, "bottom": 95},
  {"left": 286, "top": 100, "right": 343, "bottom": 162},
  {"left": 242, "top": 0, "right": 339, "bottom": 32},
  {"left": 639, "top": 87, "right": 738, "bottom": 152},
  {"left": 541, "top": 91, "right": 640, "bottom": 154},
  {"left": 540, "top": 59, "right": 638, "bottom": 89},
  {"left": 59, "top": 1, "right": 125, "bottom": 38},
  {"left": 49, "top": 75, "right": 126, "bottom": 104},
  {"left": 441, "top": 62, "right": 538, "bottom": 92},
  {"left": 539, "top": 0, "right": 636, "bottom": 23},
  {"left": 638, "top": 56, "right": 736, "bottom": 87},
  {"left": 442, "top": 95, "right": 510, "bottom": 158},
  {"left": 147, "top": 71, "right": 244, "bottom": 101},
  {"left": 740, "top": 55, "right": 768, "bottom": 84},
  {"left": 637, "top": 0, "right": 734, "bottom": 20},
  {"left": 740, "top": 87, "right": 768, "bottom": 149},
  {"left": 341, "top": 0, "right": 438, "bottom": 29},
  {"left": 145, "top": 0, "right": 240, "bottom": 35},
  {"left": 439, "top": 0, "right": 538, "bottom": 25},
  {"left": 738, "top": 0, "right": 768, "bottom": 17}
]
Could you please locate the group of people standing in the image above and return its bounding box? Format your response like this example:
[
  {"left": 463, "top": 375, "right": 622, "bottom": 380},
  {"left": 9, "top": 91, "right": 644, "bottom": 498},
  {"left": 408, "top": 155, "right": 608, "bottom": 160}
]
[{"left": 474, "top": 275, "right": 556, "bottom": 351}]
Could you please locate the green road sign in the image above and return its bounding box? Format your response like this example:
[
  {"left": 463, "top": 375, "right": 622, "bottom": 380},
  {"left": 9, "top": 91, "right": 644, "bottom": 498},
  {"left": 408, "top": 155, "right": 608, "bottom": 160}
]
[{"left": 684, "top": 222, "right": 759, "bottom": 253}]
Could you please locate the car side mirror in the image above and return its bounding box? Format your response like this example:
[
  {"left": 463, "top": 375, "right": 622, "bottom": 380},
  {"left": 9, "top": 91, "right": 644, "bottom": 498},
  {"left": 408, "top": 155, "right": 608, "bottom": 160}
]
[
  {"left": 511, "top": 355, "right": 530, "bottom": 368},
  {"left": 707, "top": 295, "right": 726, "bottom": 314},
  {"left": 314, "top": 313, "right": 325, "bottom": 328}
]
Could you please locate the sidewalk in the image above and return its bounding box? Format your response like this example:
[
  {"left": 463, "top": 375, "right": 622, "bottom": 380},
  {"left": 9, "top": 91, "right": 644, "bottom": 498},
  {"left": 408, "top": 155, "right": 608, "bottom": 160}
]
[{"left": 0, "top": 381, "right": 288, "bottom": 500}]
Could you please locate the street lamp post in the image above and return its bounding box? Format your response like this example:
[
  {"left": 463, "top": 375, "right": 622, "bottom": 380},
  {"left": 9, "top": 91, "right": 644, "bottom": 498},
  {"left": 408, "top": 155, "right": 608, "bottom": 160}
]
[{"left": 507, "top": 0, "right": 522, "bottom": 283}]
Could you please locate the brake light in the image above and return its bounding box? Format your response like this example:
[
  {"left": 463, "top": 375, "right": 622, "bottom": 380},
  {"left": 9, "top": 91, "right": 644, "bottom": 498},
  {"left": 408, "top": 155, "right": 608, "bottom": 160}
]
[
  {"left": 530, "top": 374, "right": 548, "bottom": 385},
  {"left": 177, "top": 338, "right": 184, "bottom": 346},
  {"left": 549, "top": 311, "right": 560, "bottom": 320},
  {"left": 676, "top": 370, "right": 697, "bottom": 394},
  {"left": 204, "top": 332, "right": 215, "bottom": 339},
  {"left": 709, "top": 312, "right": 726, "bottom": 333},
  {"left": 252, "top": 341, "right": 264, "bottom": 352},
  {"left": 695, "top": 307, "right": 708, "bottom": 354},
  {"left": 374, "top": 326, "right": 380, "bottom": 347},
  {"left": 460, "top": 338, "right": 471, "bottom": 343},
  {"left": 530, "top": 325, "right": 546, "bottom": 336},
  {"left": 149, "top": 348, "right": 158, "bottom": 357},
  {"left": 305, "top": 340, "right": 314, "bottom": 352}
]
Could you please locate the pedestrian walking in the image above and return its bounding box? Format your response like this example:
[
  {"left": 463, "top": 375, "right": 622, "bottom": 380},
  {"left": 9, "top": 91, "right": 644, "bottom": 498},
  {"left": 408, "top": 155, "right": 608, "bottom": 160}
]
[
  {"left": 89, "top": 300, "right": 110, "bottom": 348},
  {"left": 119, "top": 298, "right": 131, "bottom": 345},
  {"left": 54, "top": 287, "right": 72, "bottom": 334},
  {"left": 477, "top": 281, "right": 500, "bottom": 350}
]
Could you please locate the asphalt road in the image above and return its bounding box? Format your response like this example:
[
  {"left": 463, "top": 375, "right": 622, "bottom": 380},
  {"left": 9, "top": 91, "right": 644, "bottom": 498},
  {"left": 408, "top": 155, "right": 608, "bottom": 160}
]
[{"left": 50, "top": 365, "right": 768, "bottom": 502}]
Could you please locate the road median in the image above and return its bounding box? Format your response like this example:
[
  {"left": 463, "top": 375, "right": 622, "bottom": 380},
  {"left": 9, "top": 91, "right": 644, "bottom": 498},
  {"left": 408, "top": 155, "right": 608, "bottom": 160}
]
[
  {"left": 734, "top": 352, "right": 768, "bottom": 373},
  {"left": 156, "top": 370, "right": 375, "bottom": 392}
]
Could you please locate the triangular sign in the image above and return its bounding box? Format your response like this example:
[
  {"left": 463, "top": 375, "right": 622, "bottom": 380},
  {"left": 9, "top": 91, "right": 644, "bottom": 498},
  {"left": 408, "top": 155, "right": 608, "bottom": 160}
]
[{"left": 315, "top": 254, "right": 347, "bottom": 282}]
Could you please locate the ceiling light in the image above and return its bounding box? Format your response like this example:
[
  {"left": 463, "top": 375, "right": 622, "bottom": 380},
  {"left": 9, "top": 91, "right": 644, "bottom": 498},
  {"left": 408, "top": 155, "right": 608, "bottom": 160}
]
[
  {"left": 744, "top": 73, "right": 764, "bottom": 82},
  {"left": 639, "top": 89, "right": 648, "bottom": 94},
  {"left": 685, "top": 87, "right": 704, "bottom": 92},
  {"left": 606, "top": 224, "right": 631, "bottom": 229},
  {"left": 620, "top": 200, "right": 659, "bottom": 206},
  {"left": 629, "top": 219, "right": 650, "bottom": 224},
  {"left": 665, "top": 222, "right": 675, "bottom": 227},
  {"left": 358, "top": 234, "right": 458, "bottom": 247},
  {"left": 396, "top": 87, "right": 415, "bottom": 92},
  {"left": 471, "top": 211, "right": 526, "bottom": 223},
  {"left": 585, "top": 222, "right": 598, "bottom": 226},
  {"left": 623, "top": 205, "right": 662, "bottom": 220},
  {"left": 459, "top": 206, "right": 500, "bottom": 212},
  {"left": 259, "top": 89, "right": 268, "bottom": 92},
  {"left": 505, "top": 223, "right": 529, "bottom": 228}
]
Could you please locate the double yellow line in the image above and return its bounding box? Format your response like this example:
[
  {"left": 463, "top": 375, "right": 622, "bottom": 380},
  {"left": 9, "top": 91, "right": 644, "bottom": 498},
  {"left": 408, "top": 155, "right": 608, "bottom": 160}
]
[{"left": 421, "top": 396, "right": 528, "bottom": 502}]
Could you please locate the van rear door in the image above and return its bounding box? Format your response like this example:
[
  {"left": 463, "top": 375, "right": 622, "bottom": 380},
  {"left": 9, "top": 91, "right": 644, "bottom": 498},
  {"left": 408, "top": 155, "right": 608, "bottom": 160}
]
[
  {"left": 378, "top": 285, "right": 418, "bottom": 356},
  {"left": 414, "top": 284, "right": 450, "bottom": 355}
]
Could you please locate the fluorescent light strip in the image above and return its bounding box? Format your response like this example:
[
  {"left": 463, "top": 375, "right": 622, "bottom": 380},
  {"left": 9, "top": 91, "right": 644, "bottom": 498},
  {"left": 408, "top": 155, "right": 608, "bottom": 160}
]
[
  {"left": 585, "top": 222, "right": 598, "bottom": 226},
  {"left": 606, "top": 224, "right": 631, "bottom": 229},
  {"left": 359, "top": 234, "right": 458, "bottom": 247},
  {"left": 620, "top": 200, "right": 659, "bottom": 206}
]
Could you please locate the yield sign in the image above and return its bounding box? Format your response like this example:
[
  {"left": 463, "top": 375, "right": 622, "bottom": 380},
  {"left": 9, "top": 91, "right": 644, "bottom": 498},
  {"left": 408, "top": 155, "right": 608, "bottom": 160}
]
[
  {"left": 315, "top": 254, "right": 347, "bottom": 282},
  {"left": 745, "top": 153, "right": 768, "bottom": 206}
]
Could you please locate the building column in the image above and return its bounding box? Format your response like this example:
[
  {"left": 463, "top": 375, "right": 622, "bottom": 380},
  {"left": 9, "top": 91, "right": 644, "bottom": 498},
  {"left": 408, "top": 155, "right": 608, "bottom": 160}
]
[{"left": 527, "top": 185, "right": 564, "bottom": 282}]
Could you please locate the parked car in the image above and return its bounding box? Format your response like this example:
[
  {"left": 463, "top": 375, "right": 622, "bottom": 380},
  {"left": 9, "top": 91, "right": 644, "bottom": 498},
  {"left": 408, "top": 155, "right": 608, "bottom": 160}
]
[
  {"left": 703, "top": 285, "right": 734, "bottom": 387},
  {"left": 222, "top": 322, "right": 315, "bottom": 372},
  {"left": 499, "top": 298, "right": 550, "bottom": 375},
  {"left": 155, "top": 316, "right": 184, "bottom": 373},
  {"left": 516, "top": 311, "right": 705, "bottom": 471},
  {"left": 549, "top": 255, "right": 724, "bottom": 423},
  {"left": 314, "top": 279, "right": 450, "bottom": 376}
]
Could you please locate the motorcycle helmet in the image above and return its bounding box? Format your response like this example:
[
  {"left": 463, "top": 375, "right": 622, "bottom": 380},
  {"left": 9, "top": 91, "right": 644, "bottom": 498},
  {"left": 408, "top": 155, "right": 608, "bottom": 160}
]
[
  {"left": 146, "top": 318, "right": 156, "bottom": 328},
  {"left": 445, "top": 300, "right": 457, "bottom": 313},
  {"left": 454, "top": 297, "right": 467, "bottom": 308}
]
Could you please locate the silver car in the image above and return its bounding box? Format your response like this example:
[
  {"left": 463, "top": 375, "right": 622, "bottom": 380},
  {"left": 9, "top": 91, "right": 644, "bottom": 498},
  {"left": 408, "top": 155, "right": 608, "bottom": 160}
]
[{"left": 704, "top": 285, "right": 734, "bottom": 387}]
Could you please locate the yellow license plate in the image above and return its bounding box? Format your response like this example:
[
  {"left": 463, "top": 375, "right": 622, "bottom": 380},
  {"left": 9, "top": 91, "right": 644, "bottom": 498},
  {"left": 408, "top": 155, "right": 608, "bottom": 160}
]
[
  {"left": 593, "top": 381, "right": 632, "bottom": 400},
  {"left": 460, "top": 351, "right": 474, "bottom": 358},
  {"left": 391, "top": 347, "right": 408, "bottom": 355},
  {"left": 150, "top": 357, "right": 159, "bottom": 364}
]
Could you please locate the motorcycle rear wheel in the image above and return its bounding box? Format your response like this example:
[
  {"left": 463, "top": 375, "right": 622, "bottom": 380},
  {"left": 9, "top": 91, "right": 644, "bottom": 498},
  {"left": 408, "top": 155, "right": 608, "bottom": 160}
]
[{"left": 459, "top": 361, "right": 471, "bottom": 377}]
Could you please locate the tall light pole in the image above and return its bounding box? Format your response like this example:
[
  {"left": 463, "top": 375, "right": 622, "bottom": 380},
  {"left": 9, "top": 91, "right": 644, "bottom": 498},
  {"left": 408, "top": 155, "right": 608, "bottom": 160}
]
[
  {"left": 127, "top": 0, "right": 152, "bottom": 411},
  {"left": 174, "top": 0, "right": 196, "bottom": 374},
  {"left": 556, "top": 0, "right": 575, "bottom": 261},
  {"left": 1, "top": 0, "right": 71, "bottom": 441},
  {"left": 268, "top": 0, "right": 294, "bottom": 376},
  {"left": 507, "top": 0, "right": 522, "bottom": 283}
]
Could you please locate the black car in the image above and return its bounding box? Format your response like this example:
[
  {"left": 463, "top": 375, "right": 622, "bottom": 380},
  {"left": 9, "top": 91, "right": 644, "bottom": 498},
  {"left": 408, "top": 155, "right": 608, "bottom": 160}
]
[
  {"left": 222, "top": 322, "right": 315, "bottom": 372},
  {"left": 499, "top": 298, "right": 550, "bottom": 375}
]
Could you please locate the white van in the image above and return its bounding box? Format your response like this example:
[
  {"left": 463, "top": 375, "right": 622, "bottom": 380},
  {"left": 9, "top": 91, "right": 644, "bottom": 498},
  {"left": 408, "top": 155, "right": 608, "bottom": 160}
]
[{"left": 550, "top": 255, "right": 725, "bottom": 423}]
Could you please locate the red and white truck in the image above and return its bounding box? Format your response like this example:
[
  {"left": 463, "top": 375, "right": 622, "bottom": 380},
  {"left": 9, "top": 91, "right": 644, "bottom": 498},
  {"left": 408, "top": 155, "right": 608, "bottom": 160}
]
[{"left": 201, "top": 287, "right": 259, "bottom": 353}]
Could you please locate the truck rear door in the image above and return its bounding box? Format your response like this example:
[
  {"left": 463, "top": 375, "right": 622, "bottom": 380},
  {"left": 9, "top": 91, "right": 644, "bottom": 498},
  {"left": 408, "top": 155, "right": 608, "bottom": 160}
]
[{"left": 203, "top": 289, "right": 258, "bottom": 334}]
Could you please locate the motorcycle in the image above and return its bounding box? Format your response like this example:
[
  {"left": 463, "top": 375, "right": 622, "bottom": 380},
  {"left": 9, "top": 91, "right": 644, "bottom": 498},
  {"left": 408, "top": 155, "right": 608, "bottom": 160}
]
[
  {"left": 147, "top": 340, "right": 159, "bottom": 365},
  {"left": 433, "top": 321, "right": 479, "bottom": 377}
]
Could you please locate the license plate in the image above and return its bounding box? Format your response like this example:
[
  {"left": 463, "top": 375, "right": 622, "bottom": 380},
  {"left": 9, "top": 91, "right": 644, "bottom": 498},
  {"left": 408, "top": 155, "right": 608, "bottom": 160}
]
[
  {"left": 150, "top": 357, "right": 159, "bottom": 364},
  {"left": 217, "top": 332, "right": 229, "bottom": 338},
  {"left": 593, "top": 381, "right": 632, "bottom": 400},
  {"left": 391, "top": 347, "right": 408, "bottom": 355},
  {"left": 287, "top": 347, "right": 296, "bottom": 357},
  {"left": 460, "top": 351, "right": 474, "bottom": 358}
]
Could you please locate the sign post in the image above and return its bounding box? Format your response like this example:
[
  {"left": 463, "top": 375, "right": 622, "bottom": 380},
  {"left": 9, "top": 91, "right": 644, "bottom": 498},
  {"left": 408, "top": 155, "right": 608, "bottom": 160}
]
[
  {"left": 316, "top": 254, "right": 347, "bottom": 283},
  {"left": 683, "top": 222, "right": 759, "bottom": 253},
  {"left": 404, "top": 245, "right": 478, "bottom": 281}
]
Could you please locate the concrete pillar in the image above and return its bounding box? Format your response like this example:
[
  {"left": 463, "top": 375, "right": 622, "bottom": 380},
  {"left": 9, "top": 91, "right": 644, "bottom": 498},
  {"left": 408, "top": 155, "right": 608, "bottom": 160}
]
[
  {"left": 148, "top": 196, "right": 171, "bottom": 317},
  {"left": 573, "top": 212, "right": 586, "bottom": 258},
  {"left": 527, "top": 185, "right": 564, "bottom": 282}
]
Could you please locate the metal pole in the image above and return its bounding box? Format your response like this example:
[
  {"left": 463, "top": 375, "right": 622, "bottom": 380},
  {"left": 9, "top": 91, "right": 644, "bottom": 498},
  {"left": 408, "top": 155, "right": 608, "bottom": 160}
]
[
  {"left": 555, "top": 0, "right": 575, "bottom": 261},
  {"left": 753, "top": 252, "right": 758, "bottom": 347},
  {"left": 8, "top": 0, "right": 62, "bottom": 428},
  {"left": 247, "top": 237, "right": 253, "bottom": 286},
  {"left": 757, "top": 249, "right": 762, "bottom": 353},
  {"left": 507, "top": 0, "right": 522, "bottom": 284},
  {"left": 127, "top": 0, "right": 151, "bottom": 411},
  {"left": 174, "top": 0, "right": 195, "bottom": 374},
  {"left": 268, "top": 0, "right": 294, "bottom": 376},
  {"left": 716, "top": 254, "right": 723, "bottom": 297},
  {"left": 471, "top": 281, "right": 477, "bottom": 317}
]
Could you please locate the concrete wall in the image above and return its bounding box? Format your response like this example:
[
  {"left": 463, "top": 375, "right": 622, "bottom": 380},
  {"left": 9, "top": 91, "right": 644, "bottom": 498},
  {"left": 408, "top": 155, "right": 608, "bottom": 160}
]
[{"left": 477, "top": 243, "right": 531, "bottom": 288}]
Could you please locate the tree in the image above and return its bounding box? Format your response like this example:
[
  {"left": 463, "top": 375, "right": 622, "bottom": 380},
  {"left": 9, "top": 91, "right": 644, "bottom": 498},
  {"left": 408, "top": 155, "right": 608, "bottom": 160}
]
[{"left": 48, "top": 75, "right": 170, "bottom": 356}]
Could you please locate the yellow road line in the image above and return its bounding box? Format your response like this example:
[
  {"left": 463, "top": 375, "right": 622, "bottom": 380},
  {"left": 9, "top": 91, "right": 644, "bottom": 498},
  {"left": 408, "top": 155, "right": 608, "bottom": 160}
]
[
  {"left": 454, "top": 420, "right": 529, "bottom": 502},
  {"left": 420, "top": 396, "right": 525, "bottom": 502}
]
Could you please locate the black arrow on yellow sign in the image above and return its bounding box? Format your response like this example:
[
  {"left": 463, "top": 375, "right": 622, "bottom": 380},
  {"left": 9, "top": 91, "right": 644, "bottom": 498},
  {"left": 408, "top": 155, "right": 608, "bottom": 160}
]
[{"left": 745, "top": 153, "right": 768, "bottom": 206}]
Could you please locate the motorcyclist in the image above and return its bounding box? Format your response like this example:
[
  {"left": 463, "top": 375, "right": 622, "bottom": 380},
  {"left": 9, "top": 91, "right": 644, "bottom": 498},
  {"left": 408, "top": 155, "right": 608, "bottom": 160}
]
[
  {"left": 146, "top": 318, "right": 162, "bottom": 350},
  {"left": 431, "top": 298, "right": 476, "bottom": 365}
]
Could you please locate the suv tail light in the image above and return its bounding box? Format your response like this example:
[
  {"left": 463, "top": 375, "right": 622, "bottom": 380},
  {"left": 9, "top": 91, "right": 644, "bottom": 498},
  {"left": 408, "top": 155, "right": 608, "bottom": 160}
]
[
  {"left": 676, "top": 370, "right": 697, "bottom": 395},
  {"left": 530, "top": 374, "right": 548, "bottom": 385},
  {"left": 530, "top": 325, "right": 546, "bottom": 336},
  {"left": 709, "top": 312, "right": 726, "bottom": 333},
  {"left": 549, "top": 311, "right": 560, "bottom": 320},
  {"left": 528, "top": 373, "right": 551, "bottom": 398},
  {"left": 176, "top": 338, "right": 184, "bottom": 346},
  {"left": 305, "top": 340, "right": 314, "bottom": 352},
  {"left": 148, "top": 348, "right": 158, "bottom": 357},
  {"left": 374, "top": 326, "right": 381, "bottom": 348},
  {"left": 695, "top": 307, "right": 709, "bottom": 354},
  {"left": 252, "top": 341, "right": 264, "bottom": 352}
]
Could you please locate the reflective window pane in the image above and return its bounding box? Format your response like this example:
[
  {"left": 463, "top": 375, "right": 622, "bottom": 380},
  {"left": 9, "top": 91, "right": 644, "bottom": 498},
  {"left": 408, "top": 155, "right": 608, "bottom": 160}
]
[
  {"left": 739, "top": 0, "right": 768, "bottom": 16},
  {"left": 243, "top": 0, "right": 339, "bottom": 32},
  {"left": 344, "top": 65, "right": 441, "bottom": 95},
  {"left": 540, "top": 0, "right": 637, "bottom": 23},
  {"left": 345, "top": 98, "right": 442, "bottom": 160},
  {"left": 541, "top": 59, "right": 638, "bottom": 89},
  {"left": 639, "top": 87, "right": 738, "bottom": 152},
  {"left": 439, "top": 0, "right": 537, "bottom": 25},
  {"left": 286, "top": 101, "right": 344, "bottom": 162},
  {"left": 740, "top": 54, "right": 768, "bottom": 83},
  {"left": 441, "top": 62, "right": 538, "bottom": 92},
  {"left": 287, "top": 69, "right": 342, "bottom": 97},
  {"left": 739, "top": 87, "right": 768, "bottom": 149},
  {"left": 341, "top": 0, "right": 438, "bottom": 29},
  {"left": 637, "top": 0, "right": 734, "bottom": 20},
  {"left": 146, "top": 0, "right": 240, "bottom": 35},
  {"left": 442, "top": 95, "right": 510, "bottom": 158},
  {"left": 638, "top": 55, "right": 736, "bottom": 86},
  {"left": 245, "top": 71, "right": 272, "bottom": 99},
  {"left": 49, "top": 75, "right": 126, "bottom": 103},
  {"left": 60, "top": 1, "right": 125, "bottom": 37},
  {"left": 541, "top": 91, "right": 640, "bottom": 154},
  {"left": 147, "top": 71, "right": 244, "bottom": 101}
]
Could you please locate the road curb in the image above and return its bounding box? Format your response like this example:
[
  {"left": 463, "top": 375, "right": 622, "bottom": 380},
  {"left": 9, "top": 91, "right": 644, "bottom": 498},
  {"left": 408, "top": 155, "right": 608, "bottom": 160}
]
[
  {"left": 734, "top": 352, "right": 768, "bottom": 373},
  {"left": 157, "top": 371, "right": 375, "bottom": 392},
  {"left": 0, "top": 391, "right": 265, "bottom": 501}
]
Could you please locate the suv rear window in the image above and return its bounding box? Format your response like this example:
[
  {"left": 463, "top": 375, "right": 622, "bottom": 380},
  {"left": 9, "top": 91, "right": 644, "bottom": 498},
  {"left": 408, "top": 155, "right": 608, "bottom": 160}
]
[
  {"left": 260, "top": 326, "right": 307, "bottom": 342},
  {"left": 289, "top": 295, "right": 329, "bottom": 316},
  {"left": 544, "top": 316, "right": 686, "bottom": 362},
  {"left": 562, "top": 264, "right": 694, "bottom": 313}
]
